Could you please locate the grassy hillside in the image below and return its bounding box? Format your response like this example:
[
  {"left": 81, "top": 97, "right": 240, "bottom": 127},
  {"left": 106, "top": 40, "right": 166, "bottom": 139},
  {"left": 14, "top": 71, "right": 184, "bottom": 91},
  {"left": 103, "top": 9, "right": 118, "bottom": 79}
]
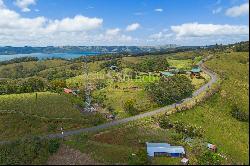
[
  {"left": 0, "top": 92, "right": 106, "bottom": 140},
  {"left": 169, "top": 52, "right": 249, "bottom": 164},
  {"left": 65, "top": 51, "right": 249, "bottom": 165}
]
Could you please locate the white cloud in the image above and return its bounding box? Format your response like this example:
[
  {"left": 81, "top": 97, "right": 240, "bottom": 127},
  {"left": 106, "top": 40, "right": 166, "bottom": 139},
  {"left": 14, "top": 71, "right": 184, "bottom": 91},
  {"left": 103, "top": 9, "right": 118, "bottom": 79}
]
[
  {"left": 0, "top": 1, "right": 107, "bottom": 46},
  {"left": 149, "top": 32, "right": 173, "bottom": 39},
  {"left": 0, "top": 0, "right": 137, "bottom": 46},
  {"left": 105, "top": 28, "right": 120, "bottom": 36},
  {"left": 14, "top": 0, "right": 36, "bottom": 12},
  {"left": 171, "top": 22, "right": 249, "bottom": 37},
  {"left": 46, "top": 15, "right": 103, "bottom": 32},
  {"left": 126, "top": 23, "right": 140, "bottom": 31},
  {"left": 225, "top": 2, "right": 249, "bottom": 17},
  {"left": 0, "top": 0, "right": 5, "bottom": 8},
  {"left": 212, "top": 7, "right": 222, "bottom": 14},
  {"left": 155, "top": 8, "right": 163, "bottom": 12}
]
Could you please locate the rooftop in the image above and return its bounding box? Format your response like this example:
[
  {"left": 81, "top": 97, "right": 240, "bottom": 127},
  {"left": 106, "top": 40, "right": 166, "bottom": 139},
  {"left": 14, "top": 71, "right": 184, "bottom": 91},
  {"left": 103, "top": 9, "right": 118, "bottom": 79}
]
[
  {"left": 146, "top": 142, "right": 185, "bottom": 154},
  {"left": 160, "top": 71, "right": 174, "bottom": 77},
  {"left": 191, "top": 67, "right": 201, "bottom": 73}
]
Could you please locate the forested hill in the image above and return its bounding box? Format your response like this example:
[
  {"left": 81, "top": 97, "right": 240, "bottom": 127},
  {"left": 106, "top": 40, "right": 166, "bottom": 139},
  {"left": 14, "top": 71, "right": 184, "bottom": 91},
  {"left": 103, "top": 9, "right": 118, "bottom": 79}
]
[{"left": 0, "top": 45, "right": 178, "bottom": 55}]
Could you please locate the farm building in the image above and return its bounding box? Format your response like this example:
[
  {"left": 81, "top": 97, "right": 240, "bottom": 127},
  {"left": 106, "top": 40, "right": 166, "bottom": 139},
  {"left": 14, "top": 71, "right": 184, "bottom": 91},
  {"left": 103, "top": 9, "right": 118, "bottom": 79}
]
[
  {"left": 64, "top": 88, "right": 79, "bottom": 95},
  {"left": 160, "top": 71, "right": 174, "bottom": 77},
  {"left": 146, "top": 142, "right": 185, "bottom": 157},
  {"left": 190, "top": 67, "right": 201, "bottom": 78},
  {"left": 64, "top": 88, "right": 73, "bottom": 94}
]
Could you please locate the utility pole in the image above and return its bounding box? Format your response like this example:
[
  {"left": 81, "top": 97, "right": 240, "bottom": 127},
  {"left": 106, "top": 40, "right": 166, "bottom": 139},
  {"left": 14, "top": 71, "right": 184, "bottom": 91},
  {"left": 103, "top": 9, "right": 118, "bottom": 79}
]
[{"left": 83, "top": 56, "right": 92, "bottom": 112}]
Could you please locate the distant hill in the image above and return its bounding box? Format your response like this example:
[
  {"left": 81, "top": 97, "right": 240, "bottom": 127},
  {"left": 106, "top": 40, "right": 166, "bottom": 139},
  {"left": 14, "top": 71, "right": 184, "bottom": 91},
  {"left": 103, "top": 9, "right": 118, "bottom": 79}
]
[{"left": 0, "top": 45, "right": 178, "bottom": 55}]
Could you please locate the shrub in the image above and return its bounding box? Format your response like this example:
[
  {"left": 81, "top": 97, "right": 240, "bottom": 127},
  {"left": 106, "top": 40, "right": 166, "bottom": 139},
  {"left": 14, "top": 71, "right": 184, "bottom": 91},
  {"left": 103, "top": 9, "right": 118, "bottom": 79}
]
[
  {"left": 48, "top": 139, "right": 61, "bottom": 154},
  {"left": 158, "top": 116, "right": 174, "bottom": 129},
  {"left": 197, "top": 150, "right": 223, "bottom": 165},
  {"left": 230, "top": 105, "right": 249, "bottom": 122},
  {"left": 158, "top": 116, "right": 204, "bottom": 138},
  {"left": 123, "top": 99, "right": 139, "bottom": 115},
  {"left": 89, "top": 113, "right": 106, "bottom": 126},
  {"left": 128, "top": 149, "right": 150, "bottom": 165},
  {"left": 0, "top": 137, "right": 50, "bottom": 165}
]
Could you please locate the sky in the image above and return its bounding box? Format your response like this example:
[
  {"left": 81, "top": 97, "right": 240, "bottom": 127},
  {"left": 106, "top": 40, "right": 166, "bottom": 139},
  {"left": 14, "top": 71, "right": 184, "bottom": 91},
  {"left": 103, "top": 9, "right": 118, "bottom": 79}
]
[{"left": 0, "top": 0, "right": 249, "bottom": 46}]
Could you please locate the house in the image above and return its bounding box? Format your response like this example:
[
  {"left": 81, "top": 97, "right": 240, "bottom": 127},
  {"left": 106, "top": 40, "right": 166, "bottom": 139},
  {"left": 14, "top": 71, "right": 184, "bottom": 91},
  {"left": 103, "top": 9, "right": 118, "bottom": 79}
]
[
  {"left": 146, "top": 142, "right": 185, "bottom": 157},
  {"left": 207, "top": 143, "right": 217, "bottom": 152},
  {"left": 64, "top": 88, "right": 73, "bottom": 94},
  {"left": 160, "top": 71, "right": 174, "bottom": 77},
  {"left": 190, "top": 67, "right": 201, "bottom": 78}
]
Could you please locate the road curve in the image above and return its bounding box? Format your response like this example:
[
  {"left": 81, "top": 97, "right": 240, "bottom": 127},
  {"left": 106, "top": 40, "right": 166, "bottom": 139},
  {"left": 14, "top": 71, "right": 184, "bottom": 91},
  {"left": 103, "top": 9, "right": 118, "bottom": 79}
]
[
  {"left": 0, "top": 55, "right": 218, "bottom": 143},
  {"left": 46, "top": 55, "right": 217, "bottom": 139}
]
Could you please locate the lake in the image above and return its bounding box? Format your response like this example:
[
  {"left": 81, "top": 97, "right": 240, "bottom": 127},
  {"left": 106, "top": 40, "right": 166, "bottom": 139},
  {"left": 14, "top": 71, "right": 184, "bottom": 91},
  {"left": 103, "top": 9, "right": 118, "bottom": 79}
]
[{"left": 0, "top": 52, "right": 100, "bottom": 62}]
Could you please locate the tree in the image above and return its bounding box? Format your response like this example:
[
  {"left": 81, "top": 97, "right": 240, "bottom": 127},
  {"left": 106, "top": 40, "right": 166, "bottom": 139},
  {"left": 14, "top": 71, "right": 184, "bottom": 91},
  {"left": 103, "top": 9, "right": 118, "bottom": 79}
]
[
  {"left": 145, "top": 75, "right": 194, "bottom": 106},
  {"left": 49, "top": 79, "right": 66, "bottom": 92},
  {"left": 134, "top": 57, "right": 169, "bottom": 72}
]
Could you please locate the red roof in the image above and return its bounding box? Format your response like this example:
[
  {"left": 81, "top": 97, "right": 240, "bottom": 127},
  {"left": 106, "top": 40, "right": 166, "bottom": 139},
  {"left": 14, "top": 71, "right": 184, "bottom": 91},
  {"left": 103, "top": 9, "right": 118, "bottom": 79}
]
[{"left": 64, "top": 88, "right": 73, "bottom": 94}]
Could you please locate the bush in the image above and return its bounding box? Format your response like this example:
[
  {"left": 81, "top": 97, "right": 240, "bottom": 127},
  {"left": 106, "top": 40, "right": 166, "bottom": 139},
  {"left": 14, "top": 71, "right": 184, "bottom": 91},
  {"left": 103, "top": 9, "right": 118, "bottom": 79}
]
[
  {"left": 158, "top": 116, "right": 203, "bottom": 138},
  {"left": 123, "top": 99, "right": 139, "bottom": 115},
  {"left": 128, "top": 149, "right": 150, "bottom": 165},
  {"left": 0, "top": 137, "right": 49, "bottom": 165},
  {"left": 48, "top": 139, "right": 61, "bottom": 154},
  {"left": 230, "top": 105, "right": 249, "bottom": 122},
  {"left": 158, "top": 116, "right": 173, "bottom": 129},
  {"left": 89, "top": 113, "right": 106, "bottom": 126},
  {"left": 197, "top": 150, "right": 223, "bottom": 165}
]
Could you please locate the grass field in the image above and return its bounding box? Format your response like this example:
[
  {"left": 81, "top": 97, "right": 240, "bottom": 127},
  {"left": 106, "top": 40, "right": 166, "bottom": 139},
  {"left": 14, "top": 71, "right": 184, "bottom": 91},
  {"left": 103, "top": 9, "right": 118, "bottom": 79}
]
[
  {"left": 93, "top": 75, "right": 159, "bottom": 118},
  {"left": 0, "top": 92, "right": 105, "bottom": 140},
  {"left": 169, "top": 52, "right": 249, "bottom": 164}
]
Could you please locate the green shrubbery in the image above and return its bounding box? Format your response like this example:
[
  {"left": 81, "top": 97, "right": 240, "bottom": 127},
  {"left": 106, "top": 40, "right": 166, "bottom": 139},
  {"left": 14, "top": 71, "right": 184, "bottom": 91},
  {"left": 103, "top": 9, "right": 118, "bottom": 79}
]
[
  {"left": 48, "top": 139, "right": 61, "bottom": 154},
  {"left": 158, "top": 116, "right": 203, "bottom": 138},
  {"left": 0, "top": 137, "right": 60, "bottom": 165},
  {"left": 197, "top": 150, "right": 223, "bottom": 165},
  {"left": 133, "top": 57, "right": 169, "bottom": 72},
  {"left": 0, "top": 77, "right": 46, "bottom": 94},
  {"left": 146, "top": 75, "right": 194, "bottom": 106},
  {"left": 123, "top": 99, "right": 140, "bottom": 115},
  {"left": 230, "top": 105, "right": 249, "bottom": 122},
  {"left": 128, "top": 149, "right": 150, "bottom": 165}
]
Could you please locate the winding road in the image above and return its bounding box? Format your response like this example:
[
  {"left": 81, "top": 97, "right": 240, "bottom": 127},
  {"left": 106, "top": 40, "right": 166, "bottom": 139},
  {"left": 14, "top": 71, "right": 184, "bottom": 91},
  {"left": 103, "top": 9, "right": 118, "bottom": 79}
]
[
  {"left": 0, "top": 55, "right": 217, "bottom": 143},
  {"left": 46, "top": 55, "right": 217, "bottom": 139}
]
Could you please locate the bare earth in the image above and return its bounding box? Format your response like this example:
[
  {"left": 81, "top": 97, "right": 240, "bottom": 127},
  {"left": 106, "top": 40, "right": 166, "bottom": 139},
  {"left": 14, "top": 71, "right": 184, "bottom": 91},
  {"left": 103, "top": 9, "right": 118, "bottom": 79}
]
[{"left": 47, "top": 145, "right": 101, "bottom": 165}]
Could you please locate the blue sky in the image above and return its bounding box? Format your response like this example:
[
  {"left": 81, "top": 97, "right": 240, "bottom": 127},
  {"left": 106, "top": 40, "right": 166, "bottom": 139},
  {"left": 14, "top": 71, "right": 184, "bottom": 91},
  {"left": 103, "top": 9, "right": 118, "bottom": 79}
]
[{"left": 0, "top": 0, "right": 249, "bottom": 46}]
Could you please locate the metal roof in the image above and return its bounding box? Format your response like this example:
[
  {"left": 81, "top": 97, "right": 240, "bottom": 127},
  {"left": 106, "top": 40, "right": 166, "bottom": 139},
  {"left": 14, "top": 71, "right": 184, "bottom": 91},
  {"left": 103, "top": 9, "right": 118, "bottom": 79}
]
[
  {"left": 160, "top": 71, "right": 174, "bottom": 77},
  {"left": 191, "top": 67, "right": 201, "bottom": 73},
  {"left": 146, "top": 142, "right": 171, "bottom": 148},
  {"left": 146, "top": 142, "right": 185, "bottom": 154}
]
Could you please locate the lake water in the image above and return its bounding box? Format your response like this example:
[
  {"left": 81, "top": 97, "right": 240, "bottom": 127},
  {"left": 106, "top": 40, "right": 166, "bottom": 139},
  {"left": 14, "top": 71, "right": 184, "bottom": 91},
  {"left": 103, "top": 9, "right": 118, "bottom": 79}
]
[{"left": 0, "top": 52, "right": 100, "bottom": 61}]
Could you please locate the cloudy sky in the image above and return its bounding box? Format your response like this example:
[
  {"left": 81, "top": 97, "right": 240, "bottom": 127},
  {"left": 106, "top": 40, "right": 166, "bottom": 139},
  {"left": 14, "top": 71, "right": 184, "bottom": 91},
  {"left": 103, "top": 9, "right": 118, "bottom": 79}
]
[{"left": 0, "top": 0, "right": 249, "bottom": 46}]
